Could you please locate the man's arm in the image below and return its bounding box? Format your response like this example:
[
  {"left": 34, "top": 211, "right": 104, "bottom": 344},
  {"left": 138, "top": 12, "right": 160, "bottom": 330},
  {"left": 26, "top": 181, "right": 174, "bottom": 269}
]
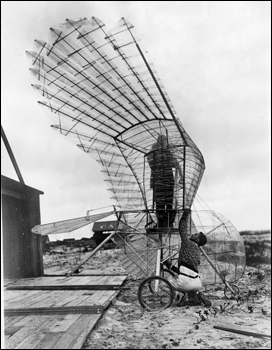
[{"left": 178, "top": 209, "right": 191, "bottom": 242}]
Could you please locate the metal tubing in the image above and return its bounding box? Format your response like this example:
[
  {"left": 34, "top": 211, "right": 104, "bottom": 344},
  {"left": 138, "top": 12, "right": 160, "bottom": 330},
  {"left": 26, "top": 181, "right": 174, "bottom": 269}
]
[
  {"left": 66, "top": 230, "right": 117, "bottom": 276},
  {"left": 200, "top": 246, "right": 236, "bottom": 294}
]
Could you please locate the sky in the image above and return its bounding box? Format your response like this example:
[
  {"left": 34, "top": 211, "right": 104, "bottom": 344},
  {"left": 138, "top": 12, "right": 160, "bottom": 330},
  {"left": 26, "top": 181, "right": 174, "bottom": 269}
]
[{"left": 1, "top": 1, "right": 271, "bottom": 240}]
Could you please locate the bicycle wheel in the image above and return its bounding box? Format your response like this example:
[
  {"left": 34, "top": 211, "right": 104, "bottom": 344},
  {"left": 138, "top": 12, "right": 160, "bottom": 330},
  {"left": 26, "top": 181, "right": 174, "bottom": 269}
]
[
  {"left": 224, "top": 283, "right": 240, "bottom": 299},
  {"left": 147, "top": 268, "right": 175, "bottom": 293},
  {"left": 138, "top": 276, "right": 174, "bottom": 311}
]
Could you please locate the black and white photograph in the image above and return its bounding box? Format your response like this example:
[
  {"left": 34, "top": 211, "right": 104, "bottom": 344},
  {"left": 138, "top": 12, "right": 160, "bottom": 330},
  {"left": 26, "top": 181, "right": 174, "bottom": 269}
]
[{"left": 1, "top": 1, "right": 271, "bottom": 349}]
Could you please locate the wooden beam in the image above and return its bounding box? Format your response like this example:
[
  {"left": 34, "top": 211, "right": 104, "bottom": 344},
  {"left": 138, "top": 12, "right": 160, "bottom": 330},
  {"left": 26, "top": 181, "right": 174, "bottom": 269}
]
[
  {"left": 1, "top": 187, "right": 25, "bottom": 199},
  {"left": 42, "top": 273, "right": 128, "bottom": 277},
  {"left": 213, "top": 325, "right": 271, "bottom": 339},
  {"left": 4, "top": 305, "right": 104, "bottom": 316},
  {"left": 1, "top": 125, "right": 25, "bottom": 185},
  {"left": 6, "top": 285, "right": 129, "bottom": 291}
]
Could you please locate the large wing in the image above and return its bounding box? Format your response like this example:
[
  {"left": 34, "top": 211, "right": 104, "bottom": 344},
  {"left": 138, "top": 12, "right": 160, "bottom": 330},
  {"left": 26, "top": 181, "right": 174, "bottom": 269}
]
[
  {"left": 26, "top": 17, "right": 205, "bottom": 223},
  {"left": 31, "top": 210, "right": 114, "bottom": 235}
]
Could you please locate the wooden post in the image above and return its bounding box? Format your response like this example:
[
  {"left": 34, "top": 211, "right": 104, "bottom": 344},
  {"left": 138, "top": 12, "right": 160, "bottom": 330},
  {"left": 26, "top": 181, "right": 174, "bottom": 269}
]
[
  {"left": 213, "top": 325, "right": 271, "bottom": 339},
  {"left": 1, "top": 125, "right": 25, "bottom": 184}
]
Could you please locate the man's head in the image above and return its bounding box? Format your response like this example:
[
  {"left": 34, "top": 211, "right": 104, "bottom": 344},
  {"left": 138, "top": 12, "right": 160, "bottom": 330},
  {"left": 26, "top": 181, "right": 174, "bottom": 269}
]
[
  {"left": 190, "top": 232, "right": 207, "bottom": 246},
  {"left": 156, "top": 134, "right": 168, "bottom": 147}
]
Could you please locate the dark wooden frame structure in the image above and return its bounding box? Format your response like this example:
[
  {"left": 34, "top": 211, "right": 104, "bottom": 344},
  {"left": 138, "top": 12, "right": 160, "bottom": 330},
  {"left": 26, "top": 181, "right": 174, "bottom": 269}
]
[{"left": 1, "top": 125, "right": 44, "bottom": 278}]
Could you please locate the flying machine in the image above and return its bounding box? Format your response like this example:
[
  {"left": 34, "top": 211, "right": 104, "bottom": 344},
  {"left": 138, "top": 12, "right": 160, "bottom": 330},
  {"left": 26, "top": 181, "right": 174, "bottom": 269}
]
[{"left": 27, "top": 17, "right": 246, "bottom": 310}]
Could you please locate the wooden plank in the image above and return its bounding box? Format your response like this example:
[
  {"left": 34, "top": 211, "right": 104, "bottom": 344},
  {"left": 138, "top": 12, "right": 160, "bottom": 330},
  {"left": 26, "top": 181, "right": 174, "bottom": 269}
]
[
  {"left": 3, "top": 316, "right": 25, "bottom": 328},
  {"left": 71, "top": 315, "right": 102, "bottom": 349},
  {"left": 4, "top": 306, "right": 104, "bottom": 316},
  {"left": 63, "top": 292, "right": 94, "bottom": 308},
  {"left": 4, "top": 289, "right": 40, "bottom": 302},
  {"left": 213, "top": 325, "right": 271, "bottom": 339},
  {"left": 79, "top": 275, "right": 115, "bottom": 285},
  {"left": 33, "top": 331, "right": 65, "bottom": 349},
  {"left": 5, "top": 291, "right": 52, "bottom": 309},
  {"left": 6, "top": 274, "right": 127, "bottom": 287},
  {"left": 91, "top": 275, "right": 112, "bottom": 286},
  {"left": 78, "top": 272, "right": 128, "bottom": 276},
  {"left": 6, "top": 274, "right": 127, "bottom": 290},
  {"left": 53, "top": 291, "right": 90, "bottom": 308},
  {"left": 79, "top": 290, "right": 118, "bottom": 307},
  {"left": 84, "top": 275, "right": 110, "bottom": 285},
  {"left": 73, "top": 276, "right": 106, "bottom": 284},
  {"left": 3, "top": 278, "right": 20, "bottom": 287},
  {"left": 43, "top": 273, "right": 128, "bottom": 276},
  {"left": 13, "top": 315, "right": 64, "bottom": 349},
  {"left": 43, "top": 291, "right": 78, "bottom": 308},
  {"left": 4, "top": 291, "right": 49, "bottom": 308},
  {"left": 101, "top": 290, "right": 119, "bottom": 308},
  {"left": 61, "top": 275, "right": 108, "bottom": 286},
  {"left": 50, "top": 314, "right": 82, "bottom": 333},
  {"left": 75, "top": 290, "right": 102, "bottom": 306},
  {"left": 4, "top": 326, "right": 23, "bottom": 337},
  {"left": 86, "top": 274, "right": 127, "bottom": 285},
  {"left": 52, "top": 314, "right": 101, "bottom": 349},
  {"left": 6, "top": 284, "right": 124, "bottom": 290},
  {"left": 6, "top": 290, "right": 119, "bottom": 316},
  {"left": 4, "top": 315, "right": 51, "bottom": 349},
  {"left": 6, "top": 276, "right": 62, "bottom": 288},
  {"left": 4, "top": 291, "right": 47, "bottom": 309},
  {"left": 4, "top": 313, "right": 104, "bottom": 349},
  {"left": 29, "top": 291, "right": 74, "bottom": 309},
  {"left": 108, "top": 275, "right": 127, "bottom": 285},
  {"left": 32, "top": 314, "right": 82, "bottom": 349}
]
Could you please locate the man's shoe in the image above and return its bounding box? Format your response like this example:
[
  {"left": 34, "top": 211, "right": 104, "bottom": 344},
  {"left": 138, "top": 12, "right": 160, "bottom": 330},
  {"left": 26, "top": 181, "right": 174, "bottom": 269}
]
[
  {"left": 178, "top": 299, "right": 202, "bottom": 307},
  {"left": 198, "top": 292, "right": 212, "bottom": 307}
]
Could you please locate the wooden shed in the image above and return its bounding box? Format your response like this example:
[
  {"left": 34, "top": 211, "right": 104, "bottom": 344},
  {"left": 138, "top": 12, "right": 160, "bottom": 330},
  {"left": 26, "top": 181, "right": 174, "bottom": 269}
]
[
  {"left": 1, "top": 175, "right": 44, "bottom": 278},
  {"left": 92, "top": 220, "right": 118, "bottom": 247}
]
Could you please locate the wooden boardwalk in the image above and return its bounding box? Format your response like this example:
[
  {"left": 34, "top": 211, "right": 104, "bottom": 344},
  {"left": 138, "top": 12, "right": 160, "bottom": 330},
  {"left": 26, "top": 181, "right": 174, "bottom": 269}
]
[{"left": 3, "top": 274, "right": 127, "bottom": 349}]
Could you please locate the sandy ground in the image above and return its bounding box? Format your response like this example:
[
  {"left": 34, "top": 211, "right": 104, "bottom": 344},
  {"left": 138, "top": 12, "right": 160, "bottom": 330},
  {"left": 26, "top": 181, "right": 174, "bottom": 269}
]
[{"left": 44, "top": 249, "right": 271, "bottom": 349}]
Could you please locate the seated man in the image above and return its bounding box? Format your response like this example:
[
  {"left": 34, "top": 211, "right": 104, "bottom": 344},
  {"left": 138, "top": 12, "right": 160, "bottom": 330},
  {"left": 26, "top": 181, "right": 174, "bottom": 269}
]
[{"left": 163, "top": 209, "right": 212, "bottom": 307}]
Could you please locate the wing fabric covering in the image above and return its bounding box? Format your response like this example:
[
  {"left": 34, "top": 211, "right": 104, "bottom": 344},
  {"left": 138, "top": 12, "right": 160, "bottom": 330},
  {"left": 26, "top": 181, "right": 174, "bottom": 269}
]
[
  {"left": 27, "top": 17, "right": 205, "bottom": 229},
  {"left": 32, "top": 211, "right": 114, "bottom": 235}
]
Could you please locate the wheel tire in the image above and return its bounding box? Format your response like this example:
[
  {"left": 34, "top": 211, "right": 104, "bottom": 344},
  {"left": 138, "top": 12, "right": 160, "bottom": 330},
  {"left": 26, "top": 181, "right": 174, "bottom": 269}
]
[{"left": 138, "top": 276, "right": 174, "bottom": 311}]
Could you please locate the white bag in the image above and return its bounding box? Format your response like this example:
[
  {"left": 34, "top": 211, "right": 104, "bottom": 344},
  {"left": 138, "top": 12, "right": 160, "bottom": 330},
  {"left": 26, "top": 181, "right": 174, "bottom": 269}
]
[{"left": 168, "top": 265, "right": 202, "bottom": 292}]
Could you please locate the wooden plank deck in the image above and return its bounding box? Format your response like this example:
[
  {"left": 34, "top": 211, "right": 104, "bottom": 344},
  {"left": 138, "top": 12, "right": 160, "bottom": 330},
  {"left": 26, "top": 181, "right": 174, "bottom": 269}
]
[
  {"left": 6, "top": 275, "right": 128, "bottom": 290},
  {"left": 4, "top": 314, "right": 102, "bottom": 349},
  {"left": 3, "top": 274, "right": 128, "bottom": 349}
]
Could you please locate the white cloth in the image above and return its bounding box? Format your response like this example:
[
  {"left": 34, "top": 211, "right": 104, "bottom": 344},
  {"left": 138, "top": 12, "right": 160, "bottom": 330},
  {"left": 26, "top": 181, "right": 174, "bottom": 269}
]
[{"left": 168, "top": 265, "right": 202, "bottom": 292}]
